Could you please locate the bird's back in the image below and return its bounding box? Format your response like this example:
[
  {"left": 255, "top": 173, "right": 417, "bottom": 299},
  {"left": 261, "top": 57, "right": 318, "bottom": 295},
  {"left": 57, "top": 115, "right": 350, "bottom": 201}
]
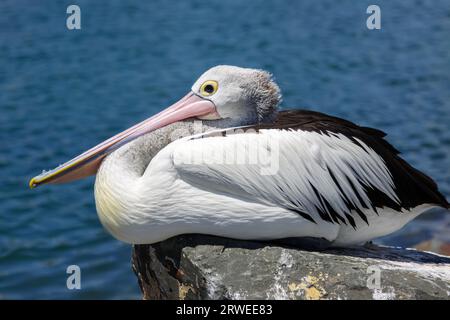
[{"left": 256, "top": 109, "right": 449, "bottom": 212}]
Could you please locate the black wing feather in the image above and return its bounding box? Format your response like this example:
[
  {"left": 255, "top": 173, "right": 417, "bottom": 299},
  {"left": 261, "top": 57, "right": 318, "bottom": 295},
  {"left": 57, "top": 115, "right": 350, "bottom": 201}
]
[{"left": 255, "top": 109, "right": 449, "bottom": 215}]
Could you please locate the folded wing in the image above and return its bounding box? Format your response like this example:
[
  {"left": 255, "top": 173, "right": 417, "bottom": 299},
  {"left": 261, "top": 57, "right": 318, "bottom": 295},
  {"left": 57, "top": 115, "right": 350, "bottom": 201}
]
[{"left": 171, "top": 110, "right": 449, "bottom": 228}]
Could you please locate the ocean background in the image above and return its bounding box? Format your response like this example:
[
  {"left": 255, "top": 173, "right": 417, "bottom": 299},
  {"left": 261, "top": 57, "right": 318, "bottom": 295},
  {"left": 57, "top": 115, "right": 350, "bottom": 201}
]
[{"left": 0, "top": 0, "right": 449, "bottom": 299}]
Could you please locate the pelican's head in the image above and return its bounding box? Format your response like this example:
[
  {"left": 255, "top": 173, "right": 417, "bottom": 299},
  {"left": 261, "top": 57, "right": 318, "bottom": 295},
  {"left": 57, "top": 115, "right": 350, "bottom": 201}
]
[
  {"left": 29, "top": 65, "right": 282, "bottom": 188},
  {"left": 192, "top": 65, "right": 281, "bottom": 124}
]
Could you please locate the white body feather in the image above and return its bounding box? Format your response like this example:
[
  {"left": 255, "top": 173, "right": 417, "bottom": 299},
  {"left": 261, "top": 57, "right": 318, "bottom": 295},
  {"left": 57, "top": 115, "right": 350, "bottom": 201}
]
[{"left": 95, "top": 129, "right": 434, "bottom": 245}]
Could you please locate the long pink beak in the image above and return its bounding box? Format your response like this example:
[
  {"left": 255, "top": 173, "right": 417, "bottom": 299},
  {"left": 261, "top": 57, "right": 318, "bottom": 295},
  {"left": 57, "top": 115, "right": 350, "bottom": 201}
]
[{"left": 29, "top": 92, "right": 217, "bottom": 188}]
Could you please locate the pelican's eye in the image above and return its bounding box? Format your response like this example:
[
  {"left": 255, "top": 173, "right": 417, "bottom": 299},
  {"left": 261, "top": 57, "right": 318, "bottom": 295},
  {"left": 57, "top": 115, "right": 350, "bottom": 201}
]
[{"left": 200, "top": 80, "right": 218, "bottom": 96}]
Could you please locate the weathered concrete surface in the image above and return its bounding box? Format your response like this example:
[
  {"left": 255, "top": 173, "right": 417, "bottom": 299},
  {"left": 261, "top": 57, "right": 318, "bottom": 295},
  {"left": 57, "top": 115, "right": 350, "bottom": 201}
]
[{"left": 131, "top": 234, "right": 450, "bottom": 300}]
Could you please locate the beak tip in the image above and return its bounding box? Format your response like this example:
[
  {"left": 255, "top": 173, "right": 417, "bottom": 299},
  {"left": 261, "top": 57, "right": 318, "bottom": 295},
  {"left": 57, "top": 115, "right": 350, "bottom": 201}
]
[{"left": 29, "top": 177, "right": 38, "bottom": 189}]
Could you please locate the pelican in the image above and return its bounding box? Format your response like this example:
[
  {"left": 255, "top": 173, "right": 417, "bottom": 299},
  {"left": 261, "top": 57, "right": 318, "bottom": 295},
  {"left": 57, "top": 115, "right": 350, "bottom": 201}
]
[{"left": 30, "top": 65, "right": 449, "bottom": 246}]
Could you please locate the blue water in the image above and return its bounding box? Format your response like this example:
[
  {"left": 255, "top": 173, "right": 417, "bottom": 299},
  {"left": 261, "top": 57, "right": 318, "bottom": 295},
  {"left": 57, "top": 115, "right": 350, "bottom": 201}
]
[{"left": 0, "top": 0, "right": 449, "bottom": 299}]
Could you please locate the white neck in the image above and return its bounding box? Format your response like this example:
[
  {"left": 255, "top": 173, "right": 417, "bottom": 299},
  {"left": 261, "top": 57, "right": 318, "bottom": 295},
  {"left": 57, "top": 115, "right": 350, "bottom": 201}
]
[
  {"left": 93, "top": 121, "right": 220, "bottom": 243},
  {"left": 94, "top": 136, "right": 148, "bottom": 242}
]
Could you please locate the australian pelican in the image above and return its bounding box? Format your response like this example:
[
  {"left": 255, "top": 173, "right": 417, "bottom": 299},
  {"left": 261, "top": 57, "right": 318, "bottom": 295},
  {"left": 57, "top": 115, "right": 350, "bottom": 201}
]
[{"left": 30, "top": 66, "right": 449, "bottom": 245}]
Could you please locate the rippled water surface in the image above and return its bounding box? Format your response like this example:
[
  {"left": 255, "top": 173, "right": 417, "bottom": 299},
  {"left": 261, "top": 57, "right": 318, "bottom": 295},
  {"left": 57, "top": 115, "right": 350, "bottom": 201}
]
[{"left": 0, "top": 0, "right": 449, "bottom": 299}]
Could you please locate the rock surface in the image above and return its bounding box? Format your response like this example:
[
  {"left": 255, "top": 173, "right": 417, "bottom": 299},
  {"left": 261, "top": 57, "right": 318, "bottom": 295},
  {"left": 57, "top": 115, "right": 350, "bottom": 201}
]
[{"left": 131, "top": 234, "right": 450, "bottom": 300}]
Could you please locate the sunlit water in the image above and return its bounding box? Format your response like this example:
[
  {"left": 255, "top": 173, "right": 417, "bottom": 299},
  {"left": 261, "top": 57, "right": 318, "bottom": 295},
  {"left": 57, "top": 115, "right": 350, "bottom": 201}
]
[{"left": 0, "top": 0, "right": 449, "bottom": 299}]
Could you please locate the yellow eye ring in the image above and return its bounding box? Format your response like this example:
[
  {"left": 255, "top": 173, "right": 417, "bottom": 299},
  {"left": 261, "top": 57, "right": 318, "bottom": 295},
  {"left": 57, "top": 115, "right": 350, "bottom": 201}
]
[{"left": 199, "top": 80, "right": 218, "bottom": 96}]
